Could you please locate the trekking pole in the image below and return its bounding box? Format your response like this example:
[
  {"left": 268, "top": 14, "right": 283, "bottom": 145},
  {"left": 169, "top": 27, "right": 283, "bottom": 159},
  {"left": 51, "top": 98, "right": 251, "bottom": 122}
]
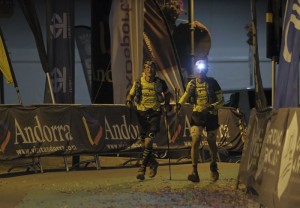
[
  {"left": 174, "top": 88, "right": 180, "bottom": 142},
  {"left": 163, "top": 106, "right": 172, "bottom": 180},
  {"left": 128, "top": 102, "right": 140, "bottom": 166},
  {"left": 128, "top": 103, "right": 133, "bottom": 163}
]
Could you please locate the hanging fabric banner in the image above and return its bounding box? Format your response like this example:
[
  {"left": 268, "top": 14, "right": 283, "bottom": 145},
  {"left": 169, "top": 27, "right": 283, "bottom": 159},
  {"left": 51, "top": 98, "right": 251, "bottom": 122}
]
[
  {"left": 0, "top": 28, "right": 13, "bottom": 84},
  {"left": 0, "top": 27, "right": 22, "bottom": 104},
  {"left": 91, "top": 0, "right": 113, "bottom": 104},
  {"left": 274, "top": 0, "right": 300, "bottom": 108},
  {"left": 109, "top": 0, "right": 144, "bottom": 104},
  {"left": 144, "top": 0, "right": 184, "bottom": 98},
  {"left": 44, "top": 0, "right": 75, "bottom": 103},
  {"left": 75, "top": 26, "right": 92, "bottom": 101}
]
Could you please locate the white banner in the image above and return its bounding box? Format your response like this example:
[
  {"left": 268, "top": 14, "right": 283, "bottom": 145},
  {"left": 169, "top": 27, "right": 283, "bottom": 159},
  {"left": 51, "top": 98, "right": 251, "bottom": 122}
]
[{"left": 109, "top": 0, "right": 144, "bottom": 104}]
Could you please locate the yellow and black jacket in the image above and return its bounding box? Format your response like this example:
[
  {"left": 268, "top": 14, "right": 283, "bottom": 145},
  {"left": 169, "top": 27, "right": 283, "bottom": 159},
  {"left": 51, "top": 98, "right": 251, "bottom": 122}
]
[
  {"left": 128, "top": 76, "right": 168, "bottom": 111},
  {"left": 179, "top": 77, "right": 224, "bottom": 114}
]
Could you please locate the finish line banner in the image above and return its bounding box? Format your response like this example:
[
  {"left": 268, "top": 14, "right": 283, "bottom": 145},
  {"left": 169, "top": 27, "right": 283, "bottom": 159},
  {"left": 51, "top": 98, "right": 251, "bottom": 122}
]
[{"left": 0, "top": 105, "right": 245, "bottom": 160}]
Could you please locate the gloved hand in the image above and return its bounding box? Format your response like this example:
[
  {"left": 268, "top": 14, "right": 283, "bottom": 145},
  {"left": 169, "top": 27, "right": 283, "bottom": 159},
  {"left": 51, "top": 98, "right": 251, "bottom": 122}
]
[
  {"left": 207, "top": 104, "right": 214, "bottom": 111},
  {"left": 126, "top": 100, "right": 133, "bottom": 109},
  {"left": 175, "top": 103, "right": 181, "bottom": 112},
  {"left": 202, "top": 104, "right": 214, "bottom": 114}
]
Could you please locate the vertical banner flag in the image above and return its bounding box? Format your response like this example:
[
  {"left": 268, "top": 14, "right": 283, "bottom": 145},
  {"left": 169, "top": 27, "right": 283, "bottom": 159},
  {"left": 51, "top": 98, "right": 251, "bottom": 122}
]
[
  {"left": 91, "top": 0, "right": 113, "bottom": 104},
  {"left": 129, "top": 0, "right": 144, "bottom": 82},
  {"left": 144, "top": 0, "right": 184, "bottom": 97},
  {"left": 275, "top": 0, "right": 300, "bottom": 108},
  {"left": 0, "top": 28, "right": 13, "bottom": 84},
  {"left": 75, "top": 26, "right": 92, "bottom": 101},
  {"left": 266, "top": 0, "right": 283, "bottom": 61},
  {"left": 0, "top": 0, "right": 14, "bottom": 18},
  {"left": 251, "top": 0, "right": 268, "bottom": 110},
  {"left": 109, "top": 0, "right": 144, "bottom": 104},
  {"left": 18, "top": 0, "right": 49, "bottom": 74},
  {"left": 45, "top": 0, "right": 75, "bottom": 103},
  {"left": 0, "top": 72, "right": 3, "bottom": 103},
  {"left": 0, "top": 27, "right": 22, "bottom": 104}
]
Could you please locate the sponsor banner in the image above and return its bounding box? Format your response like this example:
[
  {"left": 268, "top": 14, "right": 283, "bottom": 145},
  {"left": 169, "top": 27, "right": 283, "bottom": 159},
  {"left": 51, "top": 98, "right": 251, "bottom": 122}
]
[
  {"left": 0, "top": 107, "right": 10, "bottom": 157},
  {"left": 266, "top": 0, "right": 282, "bottom": 60},
  {"left": 76, "top": 105, "right": 139, "bottom": 153},
  {"left": 129, "top": 1, "right": 144, "bottom": 82},
  {"left": 0, "top": 27, "right": 21, "bottom": 103},
  {"left": 255, "top": 108, "right": 288, "bottom": 207},
  {"left": 0, "top": 27, "right": 13, "bottom": 84},
  {"left": 0, "top": 0, "right": 13, "bottom": 18},
  {"left": 91, "top": 0, "right": 113, "bottom": 104},
  {"left": 238, "top": 108, "right": 273, "bottom": 189},
  {"left": 0, "top": 105, "right": 245, "bottom": 160},
  {"left": 45, "top": 0, "right": 75, "bottom": 103},
  {"left": 238, "top": 108, "right": 300, "bottom": 207},
  {"left": 109, "top": 0, "right": 144, "bottom": 104},
  {"left": 144, "top": 0, "right": 184, "bottom": 99},
  {"left": 273, "top": 108, "right": 300, "bottom": 207},
  {"left": 217, "top": 108, "right": 246, "bottom": 152},
  {"left": 275, "top": 0, "right": 300, "bottom": 108},
  {"left": 74, "top": 26, "right": 92, "bottom": 100},
  {"left": 18, "top": 0, "right": 49, "bottom": 74},
  {"left": 0, "top": 105, "right": 138, "bottom": 159}
]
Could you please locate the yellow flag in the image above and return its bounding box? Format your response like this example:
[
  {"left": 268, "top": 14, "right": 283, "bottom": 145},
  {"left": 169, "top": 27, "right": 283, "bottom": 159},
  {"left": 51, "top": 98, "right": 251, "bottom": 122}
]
[{"left": 0, "top": 33, "right": 13, "bottom": 84}]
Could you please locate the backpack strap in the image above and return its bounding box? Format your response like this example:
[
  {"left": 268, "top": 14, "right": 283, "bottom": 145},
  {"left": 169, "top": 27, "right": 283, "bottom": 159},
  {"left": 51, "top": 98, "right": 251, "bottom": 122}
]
[{"left": 134, "top": 78, "right": 142, "bottom": 104}]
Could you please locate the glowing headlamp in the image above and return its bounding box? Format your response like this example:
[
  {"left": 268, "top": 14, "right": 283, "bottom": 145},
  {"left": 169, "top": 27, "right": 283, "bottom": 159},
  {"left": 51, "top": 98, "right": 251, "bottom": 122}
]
[
  {"left": 144, "top": 61, "right": 155, "bottom": 68},
  {"left": 194, "top": 59, "right": 207, "bottom": 73}
]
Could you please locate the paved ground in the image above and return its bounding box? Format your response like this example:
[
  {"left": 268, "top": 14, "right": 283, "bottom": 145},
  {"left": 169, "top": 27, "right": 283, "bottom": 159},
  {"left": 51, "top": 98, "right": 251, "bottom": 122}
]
[{"left": 0, "top": 156, "right": 259, "bottom": 208}]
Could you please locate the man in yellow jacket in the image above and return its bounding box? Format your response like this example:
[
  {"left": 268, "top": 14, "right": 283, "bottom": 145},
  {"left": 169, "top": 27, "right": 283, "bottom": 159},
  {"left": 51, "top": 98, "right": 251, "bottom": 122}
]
[
  {"left": 178, "top": 58, "right": 224, "bottom": 182},
  {"left": 126, "top": 60, "right": 172, "bottom": 181}
]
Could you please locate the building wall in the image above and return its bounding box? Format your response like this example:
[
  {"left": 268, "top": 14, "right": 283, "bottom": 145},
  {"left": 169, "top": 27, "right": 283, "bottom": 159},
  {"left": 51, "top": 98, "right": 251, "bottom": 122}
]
[{"left": 0, "top": 0, "right": 272, "bottom": 105}]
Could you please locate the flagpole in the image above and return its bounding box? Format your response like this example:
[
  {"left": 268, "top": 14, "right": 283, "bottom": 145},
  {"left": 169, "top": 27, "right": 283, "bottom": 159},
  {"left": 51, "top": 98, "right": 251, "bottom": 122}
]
[
  {"left": 0, "top": 73, "right": 3, "bottom": 104},
  {"left": 188, "top": 0, "right": 195, "bottom": 79},
  {"left": 9, "top": 68, "right": 22, "bottom": 105},
  {"left": 251, "top": 0, "right": 267, "bottom": 110},
  {"left": 14, "top": 84, "right": 22, "bottom": 104},
  {"left": 46, "top": 72, "right": 56, "bottom": 104},
  {"left": 163, "top": 108, "right": 172, "bottom": 180}
]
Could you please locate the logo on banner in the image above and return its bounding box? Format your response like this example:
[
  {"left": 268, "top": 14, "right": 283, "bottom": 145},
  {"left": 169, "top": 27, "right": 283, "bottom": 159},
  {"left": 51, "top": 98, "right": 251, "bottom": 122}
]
[
  {"left": 104, "top": 115, "right": 139, "bottom": 140},
  {"left": 82, "top": 116, "right": 103, "bottom": 145},
  {"left": 51, "top": 67, "right": 67, "bottom": 93},
  {"left": 247, "top": 117, "right": 263, "bottom": 170},
  {"left": 283, "top": 1, "right": 300, "bottom": 63},
  {"left": 0, "top": 130, "right": 11, "bottom": 153},
  {"left": 82, "top": 114, "right": 139, "bottom": 149},
  {"left": 118, "top": 1, "right": 133, "bottom": 94},
  {"left": 95, "top": 69, "right": 112, "bottom": 83},
  {"left": 50, "top": 13, "right": 69, "bottom": 39},
  {"left": 14, "top": 115, "right": 73, "bottom": 145},
  {"left": 277, "top": 112, "right": 298, "bottom": 199}
]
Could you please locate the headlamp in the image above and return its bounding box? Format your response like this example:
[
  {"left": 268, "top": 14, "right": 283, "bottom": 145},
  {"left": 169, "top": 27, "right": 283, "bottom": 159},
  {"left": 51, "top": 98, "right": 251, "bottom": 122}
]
[
  {"left": 144, "top": 61, "right": 155, "bottom": 68},
  {"left": 194, "top": 59, "right": 207, "bottom": 73}
]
